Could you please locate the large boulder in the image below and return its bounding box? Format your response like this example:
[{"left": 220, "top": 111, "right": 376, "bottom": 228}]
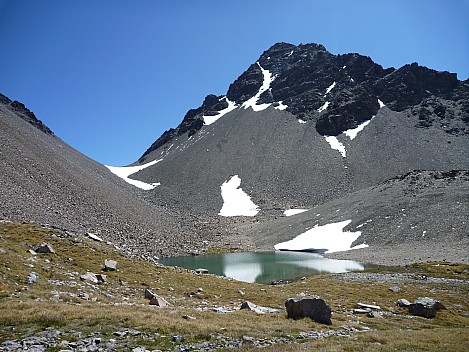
[
  {"left": 285, "top": 298, "right": 332, "bottom": 325},
  {"left": 408, "top": 297, "right": 446, "bottom": 318}
]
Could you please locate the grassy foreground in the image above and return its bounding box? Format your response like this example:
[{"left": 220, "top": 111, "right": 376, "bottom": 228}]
[{"left": 0, "top": 222, "right": 468, "bottom": 351}]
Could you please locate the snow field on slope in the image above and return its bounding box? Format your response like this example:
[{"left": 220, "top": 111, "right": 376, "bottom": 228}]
[
  {"left": 219, "top": 175, "right": 259, "bottom": 216},
  {"left": 203, "top": 97, "right": 238, "bottom": 125},
  {"left": 106, "top": 159, "right": 162, "bottom": 190},
  {"left": 274, "top": 220, "right": 368, "bottom": 253}
]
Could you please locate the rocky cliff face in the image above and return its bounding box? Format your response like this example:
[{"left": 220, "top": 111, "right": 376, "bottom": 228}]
[
  {"left": 0, "top": 93, "right": 54, "bottom": 135},
  {"left": 140, "top": 42, "right": 468, "bottom": 161}
]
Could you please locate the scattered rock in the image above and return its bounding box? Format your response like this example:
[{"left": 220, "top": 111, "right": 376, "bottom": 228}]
[
  {"left": 85, "top": 232, "right": 103, "bottom": 242},
  {"left": 144, "top": 288, "right": 155, "bottom": 300},
  {"left": 80, "top": 272, "right": 99, "bottom": 284},
  {"left": 353, "top": 308, "right": 371, "bottom": 314},
  {"left": 27, "top": 249, "right": 36, "bottom": 255},
  {"left": 78, "top": 292, "right": 90, "bottom": 300},
  {"left": 34, "top": 242, "right": 55, "bottom": 254},
  {"left": 173, "top": 335, "right": 184, "bottom": 343},
  {"left": 238, "top": 290, "right": 245, "bottom": 296},
  {"left": 103, "top": 259, "right": 118, "bottom": 271},
  {"left": 285, "top": 298, "right": 332, "bottom": 325},
  {"left": 367, "top": 311, "right": 383, "bottom": 318},
  {"left": 149, "top": 294, "right": 170, "bottom": 307},
  {"left": 408, "top": 297, "right": 447, "bottom": 318},
  {"left": 27, "top": 272, "right": 38, "bottom": 284},
  {"left": 397, "top": 298, "right": 411, "bottom": 307},
  {"left": 357, "top": 302, "right": 381, "bottom": 310},
  {"left": 389, "top": 286, "right": 400, "bottom": 292},
  {"left": 182, "top": 315, "right": 196, "bottom": 320},
  {"left": 95, "top": 274, "right": 107, "bottom": 283},
  {"left": 240, "top": 301, "right": 280, "bottom": 314},
  {"left": 195, "top": 268, "right": 209, "bottom": 274}
]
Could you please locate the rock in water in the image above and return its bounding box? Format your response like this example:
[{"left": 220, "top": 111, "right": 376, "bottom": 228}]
[{"left": 285, "top": 298, "right": 332, "bottom": 325}]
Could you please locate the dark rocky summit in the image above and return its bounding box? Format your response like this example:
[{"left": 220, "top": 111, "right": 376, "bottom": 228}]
[
  {"left": 141, "top": 42, "right": 468, "bottom": 160},
  {"left": 0, "top": 93, "right": 54, "bottom": 135}
]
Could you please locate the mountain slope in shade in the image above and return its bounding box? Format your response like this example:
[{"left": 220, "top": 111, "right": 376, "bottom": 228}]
[{"left": 0, "top": 95, "right": 241, "bottom": 258}]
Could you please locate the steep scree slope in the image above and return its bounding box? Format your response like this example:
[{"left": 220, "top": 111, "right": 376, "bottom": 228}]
[{"left": 134, "top": 42, "right": 468, "bottom": 221}]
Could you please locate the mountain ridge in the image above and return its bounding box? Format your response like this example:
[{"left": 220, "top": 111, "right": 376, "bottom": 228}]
[{"left": 139, "top": 42, "right": 468, "bottom": 162}]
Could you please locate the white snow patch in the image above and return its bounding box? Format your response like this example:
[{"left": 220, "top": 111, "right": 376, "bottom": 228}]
[
  {"left": 344, "top": 119, "right": 372, "bottom": 140},
  {"left": 325, "top": 136, "right": 346, "bottom": 158},
  {"left": 298, "top": 119, "right": 306, "bottom": 124},
  {"left": 274, "top": 220, "right": 368, "bottom": 253},
  {"left": 317, "top": 101, "right": 330, "bottom": 112},
  {"left": 242, "top": 62, "right": 274, "bottom": 112},
  {"left": 378, "top": 99, "right": 385, "bottom": 108},
  {"left": 106, "top": 159, "right": 162, "bottom": 190},
  {"left": 288, "top": 50, "right": 294, "bottom": 57},
  {"left": 219, "top": 175, "right": 259, "bottom": 217},
  {"left": 284, "top": 209, "right": 308, "bottom": 217},
  {"left": 274, "top": 101, "right": 288, "bottom": 111},
  {"left": 203, "top": 97, "right": 238, "bottom": 125},
  {"left": 350, "top": 78, "right": 354, "bottom": 82},
  {"left": 342, "top": 65, "right": 347, "bottom": 69},
  {"left": 324, "top": 81, "right": 336, "bottom": 96}
]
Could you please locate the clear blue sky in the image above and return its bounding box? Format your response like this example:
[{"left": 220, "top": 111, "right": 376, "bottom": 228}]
[{"left": 1, "top": 0, "right": 468, "bottom": 166}]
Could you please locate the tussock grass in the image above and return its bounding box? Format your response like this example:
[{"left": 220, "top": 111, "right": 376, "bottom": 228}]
[{"left": 1, "top": 222, "right": 468, "bottom": 351}]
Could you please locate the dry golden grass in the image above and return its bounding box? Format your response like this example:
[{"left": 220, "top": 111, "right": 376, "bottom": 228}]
[{"left": 1, "top": 222, "right": 468, "bottom": 351}]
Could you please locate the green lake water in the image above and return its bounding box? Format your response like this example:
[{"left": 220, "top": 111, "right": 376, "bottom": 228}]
[{"left": 160, "top": 251, "right": 365, "bottom": 283}]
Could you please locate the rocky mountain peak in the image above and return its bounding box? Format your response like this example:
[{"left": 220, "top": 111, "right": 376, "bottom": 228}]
[{"left": 140, "top": 42, "right": 468, "bottom": 160}]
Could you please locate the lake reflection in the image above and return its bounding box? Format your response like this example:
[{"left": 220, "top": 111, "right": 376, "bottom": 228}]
[{"left": 160, "top": 251, "right": 364, "bottom": 283}]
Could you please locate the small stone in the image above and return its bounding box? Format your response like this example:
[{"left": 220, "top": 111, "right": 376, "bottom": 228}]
[
  {"left": 27, "top": 272, "right": 39, "bottom": 284},
  {"left": 35, "top": 242, "right": 55, "bottom": 254},
  {"left": 389, "top": 286, "right": 400, "bottom": 292},
  {"left": 80, "top": 272, "right": 98, "bottom": 283},
  {"left": 357, "top": 302, "right": 381, "bottom": 310},
  {"left": 85, "top": 232, "right": 103, "bottom": 242},
  {"left": 104, "top": 259, "right": 118, "bottom": 271},
  {"left": 182, "top": 315, "right": 196, "bottom": 320},
  {"left": 367, "top": 311, "right": 383, "bottom": 318},
  {"left": 397, "top": 298, "right": 411, "bottom": 307},
  {"left": 114, "top": 331, "right": 126, "bottom": 337},
  {"left": 353, "top": 308, "right": 372, "bottom": 314},
  {"left": 240, "top": 301, "right": 280, "bottom": 314},
  {"left": 195, "top": 268, "right": 208, "bottom": 274},
  {"left": 149, "top": 294, "right": 170, "bottom": 307},
  {"left": 78, "top": 292, "right": 90, "bottom": 300},
  {"left": 172, "top": 335, "right": 184, "bottom": 343},
  {"left": 96, "top": 274, "right": 107, "bottom": 283},
  {"left": 27, "top": 249, "right": 37, "bottom": 255},
  {"left": 144, "top": 288, "right": 155, "bottom": 300}
]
